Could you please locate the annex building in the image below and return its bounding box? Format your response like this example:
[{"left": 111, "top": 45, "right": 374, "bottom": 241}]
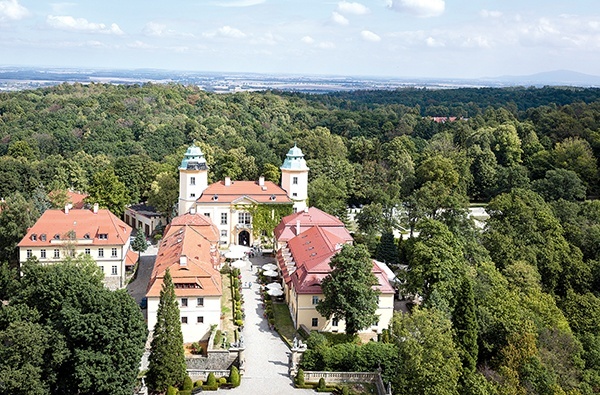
[
  {"left": 275, "top": 207, "right": 395, "bottom": 337},
  {"left": 145, "top": 212, "right": 222, "bottom": 343},
  {"left": 177, "top": 144, "right": 309, "bottom": 247},
  {"left": 18, "top": 204, "right": 134, "bottom": 290}
]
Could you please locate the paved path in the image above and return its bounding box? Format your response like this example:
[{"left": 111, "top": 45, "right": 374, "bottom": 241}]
[{"left": 228, "top": 254, "right": 312, "bottom": 395}]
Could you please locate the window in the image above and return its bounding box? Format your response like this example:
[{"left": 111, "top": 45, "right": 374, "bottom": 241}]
[
  {"left": 181, "top": 298, "right": 188, "bottom": 307},
  {"left": 197, "top": 316, "right": 204, "bottom": 324},
  {"left": 40, "top": 234, "right": 46, "bottom": 241},
  {"left": 204, "top": 213, "right": 210, "bottom": 218},
  {"left": 220, "top": 213, "right": 227, "bottom": 225},
  {"left": 181, "top": 317, "right": 188, "bottom": 324},
  {"left": 111, "top": 265, "right": 117, "bottom": 275},
  {"left": 99, "top": 265, "right": 104, "bottom": 273},
  {"left": 293, "top": 176, "right": 298, "bottom": 185},
  {"left": 53, "top": 249, "right": 60, "bottom": 259},
  {"left": 31, "top": 234, "right": 37, "bottom": 241},
  {"left": 332, "top": 318, "right": 339, "bottom": 327},
  {"left": 84, "top": 248, "right": 90, "bottom": 255},
  {"left": 40, "top": 249, "right": 46, "bottom": 259},
  {"left": 98, "top": 233, "right": 108, "bottom": 240},
  {"left": 190, "top": 193, "right": 196, "bottom": 198},
  {"left": 312, "top": 296, "right": 319, "bottom": 305},
  {"left": 111, "top": 248, "right": 118, "bottom": 258},
  {"left": 98, "top": 248, "right": 104, "bottom": 258},
  {"left": 238, "top": 212, "right": 251, "bottom": 224},
  {"left": 221, "top": 230, "right": 227, "bottom": 238},
  {"left": 190, "top": 176, "right": 196, "bottom": 185},
  {"left": 311, "top": 318, "right": 319, "bottom": 327},
  {"left": 197, "top": 297, "right": 204, "bottom": 306},
  {"left": 292, "top": 193, "right": 298, "bottom": 197},
  {"left": 26, "top": 249, "right": 32, "bottom": 258}
]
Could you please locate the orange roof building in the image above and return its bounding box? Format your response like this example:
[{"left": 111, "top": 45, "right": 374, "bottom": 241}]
[
  {"left": 18, "top": 204, "right": 132, "bottom": 290},
  {"left": 177, "top": 144, "right": 309, "bottom": 248},
  {"left": 145, "top": 213, "right": 222, "bottom": 343},
  {"left": 275, "top": 207, "right": 395, "bottom": 337}
]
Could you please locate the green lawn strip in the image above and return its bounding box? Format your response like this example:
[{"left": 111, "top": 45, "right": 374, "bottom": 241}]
[{"left": 272, "top": 302, "right": 297, "bottom": 346}]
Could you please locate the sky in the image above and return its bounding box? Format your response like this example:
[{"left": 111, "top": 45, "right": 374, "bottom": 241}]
[{"left": 0, "top": 0, "right": 599, "bottom": 79}]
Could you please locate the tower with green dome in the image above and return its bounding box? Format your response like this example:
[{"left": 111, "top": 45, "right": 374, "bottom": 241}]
[
  {"left": 280, "top": 144, "right": 309, "bottom": 212},
  {"left": 178, "top": 144, "right": 208, "bottom": 216}
]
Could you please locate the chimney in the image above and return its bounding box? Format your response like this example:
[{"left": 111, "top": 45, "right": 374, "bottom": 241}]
[
  {"left": 180, "top": 255, "right": 188, "bottom": 267},
  {"left": 296, "top": 220, "right": 301, "bottom": 235},
  {"left": 93, "top": 203, "right": 99, "bottom": 214},
  {"left": 225, "top": 177, "right": 231, "bottom": 187},
  {"left": 64, "top": 204, "right": 69, "bottom": 214},
  {"left": 259, "top": 176, "right": 265, "bottom": 186}
]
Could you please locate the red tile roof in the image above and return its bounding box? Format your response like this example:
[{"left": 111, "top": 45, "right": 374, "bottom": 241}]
[
  {"left": 18, "top": 209, "right": 131, "bottom": 247},
  {"left": 146, "top": 213, "right": 222, "bottom": 298},
  {"left": 274, "top": 207, "right": 351, "bottom": 242},
  {"left": 197, "top": 180, "right": 291, "bottom": 204}
]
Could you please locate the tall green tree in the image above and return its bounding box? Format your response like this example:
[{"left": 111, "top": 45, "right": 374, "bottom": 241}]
[
  {"left": 0, "top": 192, "right": 39, "bottom": 265},
  {"left": 148, "top": 171, "right": 179, "bottom": 222},
  {"left": 452, "top": 277, "right": 479, "bottom": 373},
  {"left": 86, "top": 167, "right": 129, "bottom": 216},
  {"left": 316, "top": 244, "right": 380, "bottom": 336},
  {"left": 146, "top": 269, "right": 186, "bottom": 392},
  {"left": 131, "top": 227, "right": 148, "bottom": 263},
  {"left": 375, "top": 231, "right": 399, "bottom": 265}
]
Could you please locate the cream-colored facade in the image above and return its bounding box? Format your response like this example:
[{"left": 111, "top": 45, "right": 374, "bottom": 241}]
[{"left": 147, "top": 294, "right": 221, "bottom": 344}]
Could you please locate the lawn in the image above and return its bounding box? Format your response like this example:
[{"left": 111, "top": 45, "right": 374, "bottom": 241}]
[
  {"left": 272, "top": 302, "right": 297, "bottom": 346},
  {"left": 220, "top": 274, "right": 236, "bottom": 345}
]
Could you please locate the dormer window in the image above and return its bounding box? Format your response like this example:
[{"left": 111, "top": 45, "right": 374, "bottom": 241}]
[
  {"left": 40, "top": 234, "right": 46, "bottom": 241},
  {"left": 270, "top": 195, "right": 276, "bottom": 201},
  {"left": 98, "top": 233, "right": 108, "bottom": 240},
  {"left": 212, "top": 195, "right": 219, "bottom": 201},
  {"left": 83, "top": 233, "right": 90, "bottom": 239},
  {"left": 31, "top": 234, "right": 37, "bottom": 241},
  {"left": 54, "top": 234, "right": 60, "bottom": 240}
]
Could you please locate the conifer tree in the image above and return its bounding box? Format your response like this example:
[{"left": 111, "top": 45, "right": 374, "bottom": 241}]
[
  {"left": 376, "top": 231, "right": 399, "bottom": 264},
  {"left": 146, "top": 269, "right": 186, "bottom": 392},
  {"left": 452, "top": 276, "right": 479, "bottom": 373}
]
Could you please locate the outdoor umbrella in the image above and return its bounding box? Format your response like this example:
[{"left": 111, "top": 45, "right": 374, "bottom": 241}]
[
  {"left": 267, "top": 288, "right": 284, "bottom": 297},
  {"left": 266, "top": 282, "right": 282, "bottom": 290},
  {"left": 262, "top": 263, "right": 278, "bottom": 271},
  {"left": 263, "top": 269, "right": 278, "bottom": 277},
  {"left": 224, "top": 250, "right": 245, "bottom": 260},
  {"left": 230, "top": 259, "right": 246, "bottom": 268}
]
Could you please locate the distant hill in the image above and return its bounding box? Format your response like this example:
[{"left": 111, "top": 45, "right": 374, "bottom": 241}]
[{"left": 487, "top": 70, "right": 600, "bottom": 87}]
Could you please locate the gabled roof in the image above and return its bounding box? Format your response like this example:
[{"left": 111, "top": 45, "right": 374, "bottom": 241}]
[
  {"left": 146, "top": 213, "right": 222, "bottom": 298},
  {"left": 127, "top": 203, "right": 163, "bottom": 219},
  {"left": 196, "top": 180, "right": 291, "bottom": 204},
  {"left": 18, "top": 209, "right": 131, "bottom": 247},
  {"left": 274, "top": 207, "right": 351, "bottom": 242}
]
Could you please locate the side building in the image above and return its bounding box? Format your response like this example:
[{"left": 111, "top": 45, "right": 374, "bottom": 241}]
[
  {"left": 17, "top": 204, "right": 133, "bottom": 290},
  {"left": 145, "top": 213, "right": 222, "bottom": 343},
  {"left": 275, "top": 207, "right": 395, "bottom": 337},
  {"left": 177, "top": 144, "right": 309, "bottom": 247}
]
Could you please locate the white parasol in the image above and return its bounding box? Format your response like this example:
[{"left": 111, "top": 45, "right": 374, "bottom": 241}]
[
  {"left": 267, "top": 288, "right": 284, "bottom": 297},
  {"left": 230, "top": 259, "right": 247, "bottom": 268},
  {"left": 263, "top": 270, "right": 278, "bottom": 277},
  {"left": 262, "top": 263, "right": 278, "bottom": 271},
  {"left": 266, "top": 282, "right": 283, "bottom": 290}
]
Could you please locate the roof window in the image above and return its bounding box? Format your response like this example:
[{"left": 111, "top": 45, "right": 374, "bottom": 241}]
[
  {"left": 54, "top": 234, "right": 60, "bottom": 240},
  {"left": 31, "top": 234, "right": 37, "bottom": 241},
  {"left": 270, "top": 195, "right": 276, "bottom": 201},
  {"left": 212, "top": 195, "right": 219, "bottom": 201},
  {"left": 40, "top": 234, "right": 46, "bottom": 241},
  {"left": 98, "top": 233, "right": 108, "bottom": 240},
  {"left": 83, "top": 233, "right": 90, "bottom": 239}
]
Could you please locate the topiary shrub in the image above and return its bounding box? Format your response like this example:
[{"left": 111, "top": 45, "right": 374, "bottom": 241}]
[
  {"left": 218, "top": 377, "right": 227, "bottom": 385},
  {"left": 318, "top": 377, "right": 326, "bottom": 390},
  {"left": 166, "top": 385, "right": 178, "bottom": 395},
  {"left": 296, "top": 369, "right": 305, "bottom": 386},
  {"left": 183, "top": 376, "right": 193, "bottom": 391},
  {"left": 213, "top": 330, "right": 222, "bottom": 347},
  {"left": 206, "top": 372, "right": 217, "bottom": 387},
  {"left": 342, "top": 385, "right": 350, "bottom": 395},
  {"left": 229, "top": 366, "right": 241, "bottom": 387},
  {"left": 193, "top": 380, "right": 203, "bottom": 388}
]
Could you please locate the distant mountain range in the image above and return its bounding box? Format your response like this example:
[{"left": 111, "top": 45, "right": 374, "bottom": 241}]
[{"left": 0, "top": 66, "right": 599, "bottom": 92}]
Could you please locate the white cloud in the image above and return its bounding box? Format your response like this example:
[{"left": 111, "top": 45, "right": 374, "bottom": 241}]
[
  {"left": 301, "top": 36, "right": 314, "bottom": 44},
  {"left": 337, "top": 1, "right": 369, "bottom": 15},
  {"left": 425, "top": 36, "right": 444, "bottom": 47},
  {"left": 387, "top": 0, "right": 445, "bottom": 18},
  {"left": 50, "top": 2, "right": 76, "bottom": 14},
  {"left": 142, "top": 22, "right": 193, "bottom": 38},
  {"left": 204, "top": 25, "right": 246, "bottom": 39},
  {"left": 361, "top": 30, "right": 381, "bottom": 42},
  {"left": 317, "top": 41, "right": 335, "bottom": 49},
  {"left": 128, "top": 40, "right": 154, "bottom": 49},
  {"left": 480, "top": 9, "right": 502, "bottom": 18},
  {"left": 332, "top": 11, "right": 349, "bottom": 26},
  {"left": 0, "top": 0, "right": 29, "bottom": 21},
  {"left": 212, "top": 0, "right": 265, "bottom": 7},
  {"left": 47, "top": 15, "right": 124, "bottom": 35}
]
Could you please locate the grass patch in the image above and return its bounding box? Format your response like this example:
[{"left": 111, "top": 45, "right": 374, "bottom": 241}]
[
  {"left": 272, "top": 302, "right": 297, "bottom": 345},
  {"left": 220, "top": 274, "right": 236, "bottom": 345}
]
